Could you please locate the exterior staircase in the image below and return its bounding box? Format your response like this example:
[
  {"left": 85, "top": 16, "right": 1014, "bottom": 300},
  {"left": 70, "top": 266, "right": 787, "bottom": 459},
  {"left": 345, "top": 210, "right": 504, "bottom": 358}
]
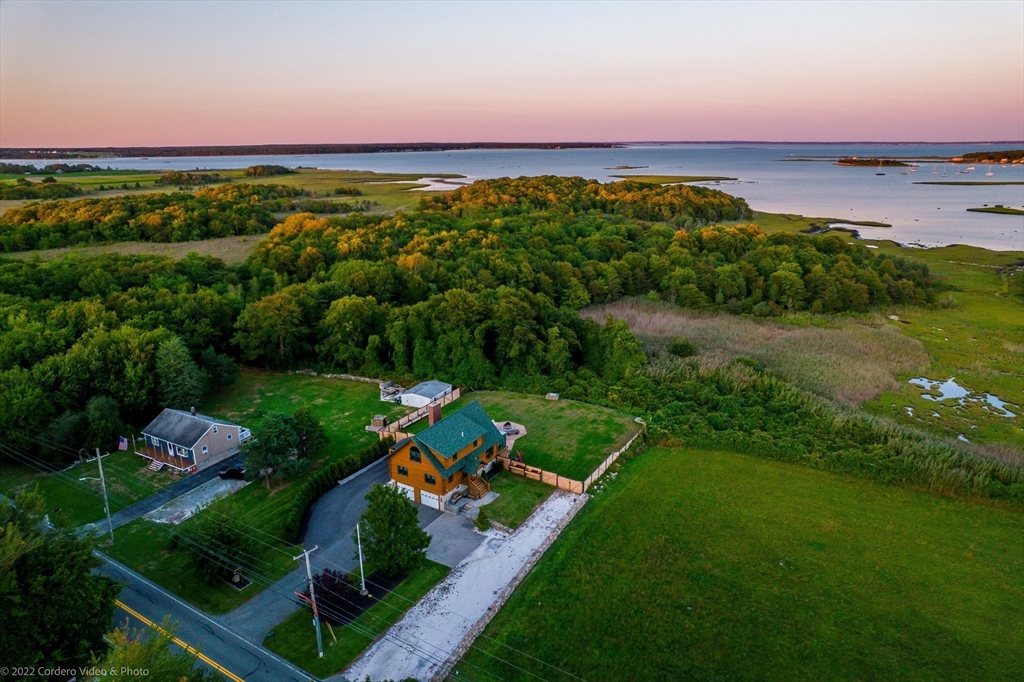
[
  {"left": 467, "top": 474, "right": 489, "bottom": 500},
  {"left": 147, "top": 460, "right": 164, "bottom": 472}
]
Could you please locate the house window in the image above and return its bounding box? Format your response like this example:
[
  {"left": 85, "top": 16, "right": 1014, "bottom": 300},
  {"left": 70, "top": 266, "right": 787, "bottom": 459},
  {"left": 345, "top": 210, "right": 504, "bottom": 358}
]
[
  {"left": 212, "top": 426, "right": 218, "bottom": 434},
  {"left": 409, "top": 447, "right": 421, "bottom": 463},
  {"left": 227, "top": 433, "right": 232, "bottom": 441},
  {"left": 448, "top": 475, "right": 454, "bottom": 483},
  {"left": 202, "top": 445, "right": 209, "bottom": 455},
  {"left": 424, "top": 474, "right": 436, "bottom": 485},
  {"left": 397, "top": 466, "right": 409, "bottom": 476}
]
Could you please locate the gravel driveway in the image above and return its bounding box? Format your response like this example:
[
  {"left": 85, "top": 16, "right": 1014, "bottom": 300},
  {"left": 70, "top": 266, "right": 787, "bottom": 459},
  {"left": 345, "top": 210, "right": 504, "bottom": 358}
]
[{"left": 340, "top": 489, "right": 587, "bottom": 682}]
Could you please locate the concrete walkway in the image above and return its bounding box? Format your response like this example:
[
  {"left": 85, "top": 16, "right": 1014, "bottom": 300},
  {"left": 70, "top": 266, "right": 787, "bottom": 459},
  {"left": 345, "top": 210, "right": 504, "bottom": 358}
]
[{"left": 340, "top": 489, "right": 587, "bottom": 682}]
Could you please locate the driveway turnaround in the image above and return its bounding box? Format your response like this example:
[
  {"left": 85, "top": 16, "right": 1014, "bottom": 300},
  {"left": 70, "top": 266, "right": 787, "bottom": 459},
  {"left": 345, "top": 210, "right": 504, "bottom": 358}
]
[
  {"left": 218, "top": 457, "right": 443, "bottom": 643},
  {"left": 341, "top": 489, "right": 588, "bottom": 682}
]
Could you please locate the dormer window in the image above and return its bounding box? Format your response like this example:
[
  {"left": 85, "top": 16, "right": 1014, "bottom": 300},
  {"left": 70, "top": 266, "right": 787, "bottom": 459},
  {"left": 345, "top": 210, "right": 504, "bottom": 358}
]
[{"left": 409, "top": 447, "right": 422, "bottom": 463}]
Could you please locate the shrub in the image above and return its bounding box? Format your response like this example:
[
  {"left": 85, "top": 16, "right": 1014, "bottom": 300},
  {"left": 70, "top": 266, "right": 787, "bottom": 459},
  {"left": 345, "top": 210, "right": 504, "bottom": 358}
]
[{"left": 668, "top": 337, "right": 697, "bottom": 358}]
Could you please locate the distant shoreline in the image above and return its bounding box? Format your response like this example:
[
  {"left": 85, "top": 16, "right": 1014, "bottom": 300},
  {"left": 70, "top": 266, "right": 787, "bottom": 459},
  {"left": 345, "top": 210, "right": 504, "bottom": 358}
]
[{"left": 3, "top": 140, "right": 1023, "bottom": 160}]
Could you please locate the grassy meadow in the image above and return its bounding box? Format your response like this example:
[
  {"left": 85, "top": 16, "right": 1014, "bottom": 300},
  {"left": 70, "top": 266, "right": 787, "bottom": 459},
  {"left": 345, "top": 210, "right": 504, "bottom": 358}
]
[
  {"left": 860, "top": 243, "right": 1023, "bottom": 451},
  {"left": 408, "top": 391, "right": 641, "bottom": 481},
  {"left": 264, "top": 560, "right": 449, "bottom": 678},
  {"left": 459, "top": 446, "right": 1024, "bottom": 681},
  {"left": 0, "top": 167, "right": 461, "bottom": 218}
]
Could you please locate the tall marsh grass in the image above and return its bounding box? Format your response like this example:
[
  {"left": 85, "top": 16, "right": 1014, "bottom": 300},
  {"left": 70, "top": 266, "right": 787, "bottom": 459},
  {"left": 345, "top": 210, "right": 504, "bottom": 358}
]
[{"left": 584, "top": 299, "right": 929, "bottom": 405}]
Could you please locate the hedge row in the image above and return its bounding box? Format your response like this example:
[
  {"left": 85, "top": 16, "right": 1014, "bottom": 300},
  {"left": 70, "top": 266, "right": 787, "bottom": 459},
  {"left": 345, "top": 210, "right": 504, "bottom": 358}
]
[{"left": 281, "top": 436, "right": 395, "bottom": 542}]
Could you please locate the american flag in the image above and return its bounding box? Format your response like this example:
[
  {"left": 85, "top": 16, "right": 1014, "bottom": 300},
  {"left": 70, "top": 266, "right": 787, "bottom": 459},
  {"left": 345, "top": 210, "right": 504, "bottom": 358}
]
[{"left": 118, "top": 436, "right": 129, "bottom": 451}]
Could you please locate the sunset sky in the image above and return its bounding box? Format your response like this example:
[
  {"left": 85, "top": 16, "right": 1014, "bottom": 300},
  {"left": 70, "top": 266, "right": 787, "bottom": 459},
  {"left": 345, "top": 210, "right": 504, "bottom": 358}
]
[{"left": 1, "top": 0, "right": 1022, "bottom": 146}]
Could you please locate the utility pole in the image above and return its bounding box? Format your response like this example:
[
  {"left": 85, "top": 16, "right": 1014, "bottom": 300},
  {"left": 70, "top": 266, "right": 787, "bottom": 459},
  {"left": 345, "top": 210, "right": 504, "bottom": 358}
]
[
  {"left": 356, "top": 521, "right": 368, "bottom": 596},
  {"left": 294, "top": 545, "right": 323, "bottom": 659},
  {"left": 95, "top": 448, "right": 113, "bottom": 543}
]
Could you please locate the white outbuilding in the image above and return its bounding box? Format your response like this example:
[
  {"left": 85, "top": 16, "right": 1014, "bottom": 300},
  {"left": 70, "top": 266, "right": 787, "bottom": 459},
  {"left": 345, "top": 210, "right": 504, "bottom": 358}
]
[{"left": 399, "top": 380, "right": 453, "bottom": 408}]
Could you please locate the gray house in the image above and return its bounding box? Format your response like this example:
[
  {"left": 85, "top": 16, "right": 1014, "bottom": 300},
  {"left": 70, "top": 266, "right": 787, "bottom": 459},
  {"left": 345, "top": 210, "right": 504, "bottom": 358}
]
[{"left": 137, "top": 408, "right": 251, "bottom": 473}]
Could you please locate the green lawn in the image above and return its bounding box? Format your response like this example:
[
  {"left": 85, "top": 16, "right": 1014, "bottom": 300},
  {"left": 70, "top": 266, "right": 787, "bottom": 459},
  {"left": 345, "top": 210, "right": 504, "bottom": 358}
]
[
  {"left": 106, "top": 476, "right": 301, "bottom": 614},
  {"left": 484, "top": 472, "right": 553, "bottom": 530},
  {"left": 0, "top": 448, "right": 178, "bottom": 528},
  {"left": 408, "top": 391, "right": 641, "bottom": 480},
  {"left": 461, "top": 446, "right": 1024, "bottom": 681},
  {"left": 202, "top": 369, "right": 412, "bottom": 466},
  {"left": 263, "top": 560, "right": 449, "bottom": 678}
]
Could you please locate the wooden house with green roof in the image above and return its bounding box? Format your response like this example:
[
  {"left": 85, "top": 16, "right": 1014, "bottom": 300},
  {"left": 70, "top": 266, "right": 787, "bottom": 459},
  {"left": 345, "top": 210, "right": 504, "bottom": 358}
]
[{"left": 388, "top": 400, "right": 507, "bottom": 510}]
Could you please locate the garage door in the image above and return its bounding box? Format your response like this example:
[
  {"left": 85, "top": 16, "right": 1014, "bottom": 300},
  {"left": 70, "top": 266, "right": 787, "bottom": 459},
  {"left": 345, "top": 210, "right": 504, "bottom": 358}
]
[
  {"left": 420, "top": 490, "right": 441, "bottom": 510},
  {"left": 394, "top": 481, "right": 415, "bottom": 502}
]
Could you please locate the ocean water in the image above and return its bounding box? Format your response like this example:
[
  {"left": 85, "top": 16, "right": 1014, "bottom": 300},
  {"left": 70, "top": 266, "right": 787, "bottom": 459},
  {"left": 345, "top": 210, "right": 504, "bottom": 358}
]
[{"left": 14, "top": 143, "right": 1024, "bottom": 250}]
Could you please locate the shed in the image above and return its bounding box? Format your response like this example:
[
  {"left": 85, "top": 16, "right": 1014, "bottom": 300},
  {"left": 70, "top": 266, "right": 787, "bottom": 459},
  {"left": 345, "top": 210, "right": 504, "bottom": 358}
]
[{"left": 399, "top": 380, "right": 453, "bottom": 408}]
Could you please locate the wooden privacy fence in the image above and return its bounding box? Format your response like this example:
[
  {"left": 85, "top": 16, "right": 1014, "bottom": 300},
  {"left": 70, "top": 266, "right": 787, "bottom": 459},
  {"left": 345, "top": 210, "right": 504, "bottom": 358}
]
[
  {"left": 499, "top": 427, "right": 644, "bottom": 494},
  {"left": 497, "top": 456, "right": 585, "bottom": 494},
  {"left": 379, "top": 387, "right": 462, "bottom": 439}
]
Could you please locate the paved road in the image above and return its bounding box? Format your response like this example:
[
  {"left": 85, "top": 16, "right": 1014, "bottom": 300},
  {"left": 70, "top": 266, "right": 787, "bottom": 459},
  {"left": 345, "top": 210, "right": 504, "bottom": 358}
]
[
  {"left": 100, "top": 553, "right": 314, "bottom": 682},
  {"left": 87, "top": 453, "right": 245, "bottom": 532},
  {"left": 218, "top": 457, "right": 444, "bottom": 642}
]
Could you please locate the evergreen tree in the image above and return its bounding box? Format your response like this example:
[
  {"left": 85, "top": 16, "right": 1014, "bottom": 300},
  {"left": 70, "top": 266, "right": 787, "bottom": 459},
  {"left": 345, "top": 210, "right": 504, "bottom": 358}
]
[
  {"left": 357, "top": 483, "right": 430, "bottom": 576},
  {"left": 155, "top": 336, "right": 203, "bottom": 409}
]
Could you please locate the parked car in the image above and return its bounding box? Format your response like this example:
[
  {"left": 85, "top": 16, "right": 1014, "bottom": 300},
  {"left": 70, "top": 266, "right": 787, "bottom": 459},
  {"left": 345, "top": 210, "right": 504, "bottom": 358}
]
[{"left": 219, "top": 465, "right": 245, "bottom": 480}]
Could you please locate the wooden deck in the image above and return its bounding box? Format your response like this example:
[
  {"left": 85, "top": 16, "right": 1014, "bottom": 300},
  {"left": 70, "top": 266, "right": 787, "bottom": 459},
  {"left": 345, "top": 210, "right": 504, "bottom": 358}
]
[{"left": 135, "top": 446, "right": 193, "bottom": 473}]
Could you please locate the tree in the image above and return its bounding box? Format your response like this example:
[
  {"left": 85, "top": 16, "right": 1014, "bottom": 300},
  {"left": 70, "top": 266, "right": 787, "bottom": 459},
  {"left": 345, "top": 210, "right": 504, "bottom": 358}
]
[
  {"left": 199, "top": 346, "right": 239, "bottom": 393},
  {"left": 175, "top": 513, "right": 257, "bottom": 583},
  {"left": 293, "top": 406, "right": 328, "bottom": 460},
  {"left": 155, "top": 336, "right": 203, "bottom": 409},
  {"left": 84, "top": 395, "right": 124, "bottom": 451},
  {"left": 302, "top": 568, "right": 360, "bottom": 625},
  {"left": 241, "top": 412, "right": 303, "bottom": 487},
  {"left": 233, "top": 292, "right": 308, "bottom": 366},
  {"left": 317, "top": 295, "right": 384, "bottom": 371},
  {"left": 0, "top": 487, "right": 119, "bottom": 673},
  {"left": 91, "top": 618, "right": 220, "bottom": 682},
  {"left": 357, "top": 483, "right": 430, "bottom": 577}
]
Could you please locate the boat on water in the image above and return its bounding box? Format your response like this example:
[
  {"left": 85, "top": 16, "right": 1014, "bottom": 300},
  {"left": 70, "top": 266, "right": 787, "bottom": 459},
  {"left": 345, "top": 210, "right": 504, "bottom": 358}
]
[
  {"left": 876, "top": 160, "right": 885, "bottom": 176},
  {"left": 986, "top": 167, "right": 994, "bottom": 177}
]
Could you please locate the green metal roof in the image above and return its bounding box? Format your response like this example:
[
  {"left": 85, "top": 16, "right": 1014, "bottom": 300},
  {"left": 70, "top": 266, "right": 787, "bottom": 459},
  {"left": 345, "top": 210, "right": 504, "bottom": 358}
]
[{"left": 409, "top": 401, "right": 505, "bottom": 478}]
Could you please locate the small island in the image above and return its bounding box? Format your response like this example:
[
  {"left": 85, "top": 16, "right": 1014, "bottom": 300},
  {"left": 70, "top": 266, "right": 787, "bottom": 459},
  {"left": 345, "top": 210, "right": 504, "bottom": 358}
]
[
  {"left": 951, "top": 150, "right": 1024, "bottom": 164},
  {"left": 836, "top": 157, "right": 910, "bottom": 167},
  {"left": 966, "top": 205, "right": 1024, "bottom": 216}
]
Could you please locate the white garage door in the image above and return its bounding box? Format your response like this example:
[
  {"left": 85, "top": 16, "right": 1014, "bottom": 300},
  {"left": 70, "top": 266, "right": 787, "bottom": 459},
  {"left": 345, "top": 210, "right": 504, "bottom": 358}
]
[
  {"left": 419, "top": 490, "right": 441, "bottom": 510},
  {"left": 394, "top": 481, "right": 415, "bottom": 502}
]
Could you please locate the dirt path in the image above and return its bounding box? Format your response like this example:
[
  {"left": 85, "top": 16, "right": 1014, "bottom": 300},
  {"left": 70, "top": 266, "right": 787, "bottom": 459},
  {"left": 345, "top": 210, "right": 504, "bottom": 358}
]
[{"left": 340, "top": 489, "right": 587, "bottom": 682}]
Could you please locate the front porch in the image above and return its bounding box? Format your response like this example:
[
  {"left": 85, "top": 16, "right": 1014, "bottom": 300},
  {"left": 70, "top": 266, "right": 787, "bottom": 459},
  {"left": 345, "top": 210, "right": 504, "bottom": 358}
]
[{"left": 135, "top": 446, "right": 194, "bottom": 474}]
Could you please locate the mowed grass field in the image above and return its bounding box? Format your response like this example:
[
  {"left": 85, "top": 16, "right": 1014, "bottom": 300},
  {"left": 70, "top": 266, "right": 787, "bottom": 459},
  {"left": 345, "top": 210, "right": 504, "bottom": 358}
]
[
  {"left": 408, "top": 391, "right": 641, "bottom": 481},
  {"left": 0, "top": 448, "right": 178, "bottom": 528},
  {"left": 484, "top": 472, "right": 553, "bottom": 529},
  {"left": 202, "top": 369, "right": 411, "bottom": 465},
  {"left": 264, "top": 560, "right": 449, "bottom": 678},
  {"left": 460, "top": 446, "right": 1024, "bottom": 681}
]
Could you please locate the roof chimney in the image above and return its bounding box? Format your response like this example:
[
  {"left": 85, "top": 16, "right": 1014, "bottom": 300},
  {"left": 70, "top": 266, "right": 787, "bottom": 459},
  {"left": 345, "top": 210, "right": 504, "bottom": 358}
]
[
  {"left": 428, "top": 403, "right": 442, "bottom": 426},
  {"left": 190, "top": 406, "right": 197, "bottom": 416}
]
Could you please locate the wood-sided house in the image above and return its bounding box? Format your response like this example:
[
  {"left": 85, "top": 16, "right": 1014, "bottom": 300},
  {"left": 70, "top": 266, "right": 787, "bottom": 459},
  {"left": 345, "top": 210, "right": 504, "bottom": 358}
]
[
  {"left": 388, "top": 401, "right": 507, "bottom": 510},
  {"left": 136, "top": 407, "right": 252, "bottom": 474}
]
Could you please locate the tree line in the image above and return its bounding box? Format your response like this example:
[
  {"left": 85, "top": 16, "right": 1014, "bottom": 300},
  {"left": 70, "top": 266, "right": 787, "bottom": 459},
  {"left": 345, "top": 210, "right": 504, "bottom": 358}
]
[{"left": 0, "top": 175, "right": 1014, "bottom": 502}]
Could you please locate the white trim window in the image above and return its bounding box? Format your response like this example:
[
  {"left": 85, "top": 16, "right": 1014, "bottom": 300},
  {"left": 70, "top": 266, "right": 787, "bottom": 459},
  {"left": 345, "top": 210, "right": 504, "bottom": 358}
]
[
  {"left": 227, "top": 433, "right": 232, "bottom": 441},
  {"left": 202, "top": 445, "right": 209, "bottom": 455},
  {"left": 212, "top": 426, "right": 219, "bottom": 434}
]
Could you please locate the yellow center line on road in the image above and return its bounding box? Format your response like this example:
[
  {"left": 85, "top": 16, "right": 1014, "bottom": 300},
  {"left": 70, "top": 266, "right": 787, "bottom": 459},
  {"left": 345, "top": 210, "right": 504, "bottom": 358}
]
[{"left": 115, "top": 599, "right": 245, "bottom": 682}]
